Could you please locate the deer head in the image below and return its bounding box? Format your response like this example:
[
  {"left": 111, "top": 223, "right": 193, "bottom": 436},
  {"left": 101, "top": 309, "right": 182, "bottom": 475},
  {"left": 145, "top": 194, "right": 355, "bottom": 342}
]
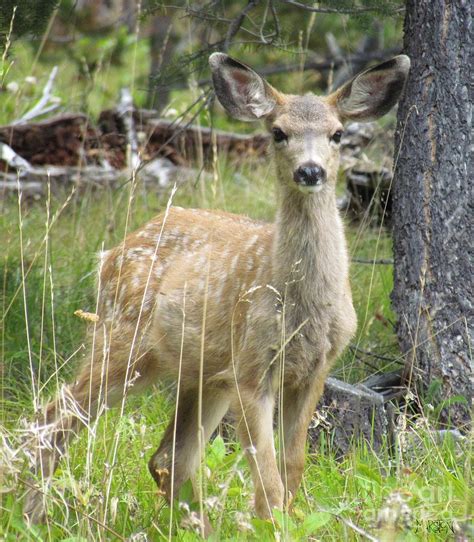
[{"left": 209, "top": 53, "right": 410, "bottom": 194}]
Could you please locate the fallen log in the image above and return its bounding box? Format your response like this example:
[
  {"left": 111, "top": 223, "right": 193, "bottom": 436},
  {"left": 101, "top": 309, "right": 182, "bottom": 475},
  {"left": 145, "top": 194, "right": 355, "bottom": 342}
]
[
  {"left": 0, "top": 111, "right": 269, "bottom": 172},
  {"left": 0, "top": 160, "right": 210, "bottom": 199},
  {"left": 0, "top": 114, "right": 100, "bottom": 167},
  {"left": 98, "top": 108, "right": 269, "bottom": 167}
]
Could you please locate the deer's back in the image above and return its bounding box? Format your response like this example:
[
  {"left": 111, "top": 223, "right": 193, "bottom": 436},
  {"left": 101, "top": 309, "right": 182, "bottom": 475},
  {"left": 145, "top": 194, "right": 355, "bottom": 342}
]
[{"left": 97, "top": 207, "right": 275, "bottom": 383}]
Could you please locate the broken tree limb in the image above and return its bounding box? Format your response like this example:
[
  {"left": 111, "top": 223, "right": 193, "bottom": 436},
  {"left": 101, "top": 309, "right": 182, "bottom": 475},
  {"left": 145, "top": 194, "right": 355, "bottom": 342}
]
[
  {"left": 0, "top": 110, "right": 269, "bottom": 172},
  {"left": 12, "top": 66, "right": 60, "bottom": 125},
  {"left": 0, "top": 142, "right": 32, "bottom": 171},
  {"left": 117, "top": 88, "right": 140, "bottom": 170}
]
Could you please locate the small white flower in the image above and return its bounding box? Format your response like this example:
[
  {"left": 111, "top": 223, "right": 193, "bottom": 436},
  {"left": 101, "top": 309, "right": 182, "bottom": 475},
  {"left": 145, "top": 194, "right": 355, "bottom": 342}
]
[
  {"left": 203, "top": 496, "right": 221, "bottom": 511},
  {"left": 127, "top": 532, "right": 148, "bottom": 542},
  {"left": 235, "top": 511, "right": 255, "bottom": 533},
  {"left": 6, "top": 81, "right": 19, "bottom": 93}
]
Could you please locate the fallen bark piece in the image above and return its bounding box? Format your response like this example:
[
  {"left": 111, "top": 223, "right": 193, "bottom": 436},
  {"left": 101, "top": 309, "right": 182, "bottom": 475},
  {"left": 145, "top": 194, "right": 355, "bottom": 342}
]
[
  {"left": 0, "top": 111, "right": 269, "bottom": 171},
  {"left": 307, "top": 377, "right": 392, "bottom": 456}
]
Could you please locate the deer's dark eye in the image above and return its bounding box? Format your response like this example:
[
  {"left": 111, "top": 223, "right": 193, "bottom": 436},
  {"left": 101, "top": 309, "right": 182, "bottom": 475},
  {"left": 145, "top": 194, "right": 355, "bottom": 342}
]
[
  {"left": 272, "top": 127, "right": 287, "bottom": 143},
  {"left": 331, "top": 130, "right": 343, "bottom": 144}
]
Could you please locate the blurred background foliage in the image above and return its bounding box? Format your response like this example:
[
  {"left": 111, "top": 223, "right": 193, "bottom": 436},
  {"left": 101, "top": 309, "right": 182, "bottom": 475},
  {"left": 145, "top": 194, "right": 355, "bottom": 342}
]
[{"left": 1, "top": 1, "right": 404, "bottom": 124}]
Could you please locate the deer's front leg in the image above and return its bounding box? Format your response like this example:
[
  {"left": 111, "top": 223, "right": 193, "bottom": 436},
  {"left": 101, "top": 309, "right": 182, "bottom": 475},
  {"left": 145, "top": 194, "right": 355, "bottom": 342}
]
[
  {"left": 234, "top": 392, "right": 284, "bottom": 519},
  {"left": 280, "top": 370, "right": 328, "bottom": 506}
]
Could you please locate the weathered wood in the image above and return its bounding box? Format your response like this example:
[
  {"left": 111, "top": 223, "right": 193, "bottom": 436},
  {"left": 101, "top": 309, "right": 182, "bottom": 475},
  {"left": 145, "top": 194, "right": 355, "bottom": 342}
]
[
  {"left": 98, "top": 109, "right": 269, "bottom": 166},
  {"left": 345, "top": 166, "right": 392, "bottom": 224},
  {"left": 0, "top": 160, "right": 210, "bottom": 199},
  {"left": 0, "top": 114, "right": 99, "bottom": 167},
  {"left": 392, "top": 0, "right": 473, "bottom": 429},
  {"left": 0, "top": 111, "right": 269, "bottom": 172},
  {"left": 307, "top": 377, "right": 393, "bottom": 457}
]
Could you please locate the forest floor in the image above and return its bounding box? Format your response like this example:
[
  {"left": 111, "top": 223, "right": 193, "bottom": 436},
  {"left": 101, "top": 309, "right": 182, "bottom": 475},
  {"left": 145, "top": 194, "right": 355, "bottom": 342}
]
[{"left": 1, "top": 37, "right": 472, "bottom": 542}]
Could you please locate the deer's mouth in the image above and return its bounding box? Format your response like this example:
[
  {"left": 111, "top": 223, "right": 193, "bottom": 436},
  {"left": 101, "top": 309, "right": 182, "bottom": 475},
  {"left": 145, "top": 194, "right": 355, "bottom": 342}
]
[{"left": 296, "top": 182, "right": 326, "bottom": 194}]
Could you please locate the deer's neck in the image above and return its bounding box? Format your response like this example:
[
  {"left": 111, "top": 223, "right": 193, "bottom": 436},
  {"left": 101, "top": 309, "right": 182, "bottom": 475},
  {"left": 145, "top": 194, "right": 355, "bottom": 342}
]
[{"left": 273, "top": 185, "right": 349, "bottom": 307}]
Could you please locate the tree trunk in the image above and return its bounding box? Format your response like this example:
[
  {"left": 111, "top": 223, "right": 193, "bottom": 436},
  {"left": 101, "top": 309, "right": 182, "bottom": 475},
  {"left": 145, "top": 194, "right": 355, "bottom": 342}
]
[
  {"left": 392, "top": 0, "right": 473, "bottom": 429},
  {"left": 147, "top": 15, "right": 175, "bottom": 111}
]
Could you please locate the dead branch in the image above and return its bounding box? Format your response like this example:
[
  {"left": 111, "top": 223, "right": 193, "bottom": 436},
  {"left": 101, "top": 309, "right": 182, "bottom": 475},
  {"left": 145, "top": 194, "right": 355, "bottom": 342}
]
[
  {"left": 224, "top": 0, "right": 261, "bottom": 51},
  {"left": 0, "top": 142, "right": 32, "bottom": 171},
  {"left": 117, "top": 88, "right": 140, "bottom": 170},
  {"left": 12, "top": 66, "right": 60, "bottom": 126}
]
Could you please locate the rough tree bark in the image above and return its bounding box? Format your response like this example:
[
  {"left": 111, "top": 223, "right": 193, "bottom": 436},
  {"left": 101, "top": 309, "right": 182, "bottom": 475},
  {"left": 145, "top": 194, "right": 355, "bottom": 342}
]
[{"left": 392, "top": 0, "right": 473, "bottom": 428}]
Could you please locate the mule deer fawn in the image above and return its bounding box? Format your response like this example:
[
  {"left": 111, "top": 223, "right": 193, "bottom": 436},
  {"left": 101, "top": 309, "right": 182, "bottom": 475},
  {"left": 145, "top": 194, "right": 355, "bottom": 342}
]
[{"left": 24, "top": 52, "right": 410, "bottom": 532}]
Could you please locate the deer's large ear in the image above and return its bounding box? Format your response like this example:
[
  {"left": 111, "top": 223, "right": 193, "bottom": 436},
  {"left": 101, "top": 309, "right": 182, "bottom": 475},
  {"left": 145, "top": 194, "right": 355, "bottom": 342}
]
[
  {"left": 209, "top": 52, "right": 282, "bottom": 121},
  {"left": 328, "top": 55, "right": 410, "bottom": 122}
]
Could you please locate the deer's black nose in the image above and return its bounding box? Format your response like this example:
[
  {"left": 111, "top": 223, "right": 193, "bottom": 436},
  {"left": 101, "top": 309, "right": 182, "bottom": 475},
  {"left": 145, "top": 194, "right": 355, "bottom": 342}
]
[{"left": 293, "top": 162, "right": 327, "bottom": 187}]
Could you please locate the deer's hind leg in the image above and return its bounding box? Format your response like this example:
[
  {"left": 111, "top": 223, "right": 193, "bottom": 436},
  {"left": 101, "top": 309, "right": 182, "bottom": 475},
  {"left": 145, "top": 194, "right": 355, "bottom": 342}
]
[
  {"left": 148, "top": 386, "right": 229, "bottom": 535},
  {"left": 23, "top": 324, "right": 158, "bottom": 523}
]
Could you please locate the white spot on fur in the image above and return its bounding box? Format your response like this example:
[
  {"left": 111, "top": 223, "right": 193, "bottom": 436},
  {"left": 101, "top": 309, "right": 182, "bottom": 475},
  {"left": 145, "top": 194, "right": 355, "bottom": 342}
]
[
  {"left": 230, "top": 254, "right": 239, "bottom": 273},
  {"left": 245, "top": 234, "right": 259, "bottom": 251},
  {"left": 118, "top": 284, "right": 127, "bottom": 304},
  {"left": 98, "top": 250, "right": 110, "bottom": 263},
  {"left": 256, "top": 245, "right": 266, "bottom": 257},
  {"left": 132, "top": 276, "right": 141, "bottom": 290}
]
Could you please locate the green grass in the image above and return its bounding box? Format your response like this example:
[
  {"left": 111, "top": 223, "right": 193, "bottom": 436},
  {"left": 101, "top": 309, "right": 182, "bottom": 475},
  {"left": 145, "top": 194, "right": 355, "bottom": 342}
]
[
  {"left": 1, "top": 24, "right": 472, "bottom": 542},
  {"left": 1, "top": 164, "right": 471, "bottom": 541}
]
